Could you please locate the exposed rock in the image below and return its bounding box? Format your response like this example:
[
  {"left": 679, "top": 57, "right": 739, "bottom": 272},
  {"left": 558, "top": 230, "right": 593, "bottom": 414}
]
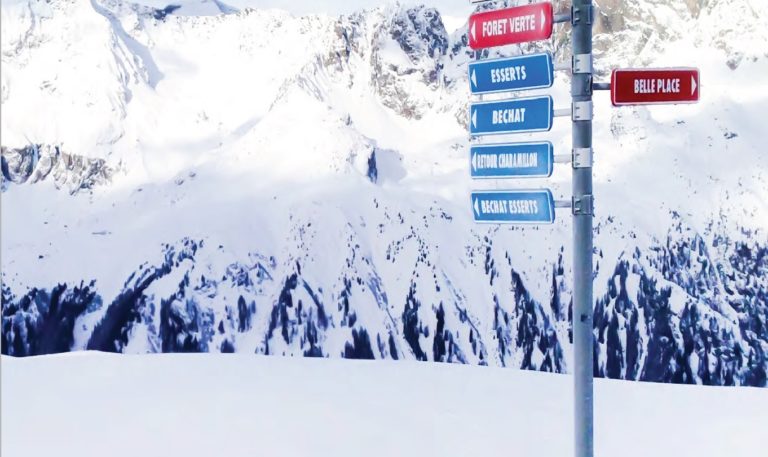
[
  {"left": 1, "top": 145, "right": 114, "bottom": 194},
  {"left": 370, "top": 6, "right": 448, "bottom": 119}
]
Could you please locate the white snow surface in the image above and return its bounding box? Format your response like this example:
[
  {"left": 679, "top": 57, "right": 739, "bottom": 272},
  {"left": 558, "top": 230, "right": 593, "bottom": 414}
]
[
  {"left": 1, "top": 0, "right": 767, "bottom": 378},
  {"left": 2, "top": 353, "right": 767, "bottom": 457}
]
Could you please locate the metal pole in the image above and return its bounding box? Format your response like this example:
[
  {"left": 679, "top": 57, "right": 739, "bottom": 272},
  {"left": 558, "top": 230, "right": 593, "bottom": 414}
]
[{"left": 571, "top": 1, "right": 594, "bottom": 457}]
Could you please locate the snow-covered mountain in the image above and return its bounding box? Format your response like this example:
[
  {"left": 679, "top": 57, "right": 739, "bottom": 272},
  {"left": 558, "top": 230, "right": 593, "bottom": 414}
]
[{"left": 1, "top": 0, "right": 767, "bottom": 387}]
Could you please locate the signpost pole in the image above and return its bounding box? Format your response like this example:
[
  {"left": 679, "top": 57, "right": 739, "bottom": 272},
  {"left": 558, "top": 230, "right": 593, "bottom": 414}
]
[{"left": 571, "top": 1, "right": 594, "bottom": 457}]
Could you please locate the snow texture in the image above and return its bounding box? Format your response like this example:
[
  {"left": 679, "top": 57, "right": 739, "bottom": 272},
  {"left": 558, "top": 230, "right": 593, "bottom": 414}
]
[
  {"left": 2, "top": 352, "right": 767, "bottom": 457},
  {"left": 1, "top": 0, "right": 767, "bottom": 387}
]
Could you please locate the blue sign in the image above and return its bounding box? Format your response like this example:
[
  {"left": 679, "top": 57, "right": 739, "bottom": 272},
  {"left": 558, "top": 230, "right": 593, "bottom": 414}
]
[
  {"left": 470, "top": 96, "right": 553, "bottom": 136},
  {"left": 469, "top": 53, "right": 554, "bottom": 95},
  {"left": 471, "top": 190, "right": 555, "bottom": 224},
  {"left": 471, "top": 142, "right": 553, "bottom": 179}
]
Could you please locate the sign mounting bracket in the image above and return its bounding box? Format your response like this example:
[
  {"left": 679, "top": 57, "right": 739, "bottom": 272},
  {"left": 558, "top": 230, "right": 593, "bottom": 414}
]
[
  {"left": 572, "top": 195, "right": 594, "bottom": 216},
  {"left": 554, "top": 154, "right": 573, "bottom": 164},
  {"left": 592, "top": 82, "right": 611, "bottom": 91},
  {"left": 571, "top": 4, "right": 593, "bottom": 25},
  {"left": 572, "top": 148, "right": 593, "bottom": 168},
  {"left": 573, "top": 54, "right": 593, "bottom": 74},
  {"left": 553, "top": 12, "right": 572, "bottom": 24},
  {"left": 572, "top": 101, "right": 593, "bottom": 121}
]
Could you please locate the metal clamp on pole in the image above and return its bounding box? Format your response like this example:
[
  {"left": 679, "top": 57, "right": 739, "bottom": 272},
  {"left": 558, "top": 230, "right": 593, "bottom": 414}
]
[
  {"left": 571, "top": 4, "right": 594, "bottom": 25},
  {"left": 572, "top": 101, "right": 593, "bottom": 121},
  {"left": 572, "top": 195, "right": 594, "bottom": 216},
  {"left": 572, "top": 148, "right": 593, "bottom": 168},
  {"left": 573, "top": 54, "right": 593, "bottom": 74}
]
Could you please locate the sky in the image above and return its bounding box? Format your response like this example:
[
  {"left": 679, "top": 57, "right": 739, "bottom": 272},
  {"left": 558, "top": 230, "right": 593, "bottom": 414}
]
[
  {"left": 219, "top": 0, "right": 474, "bottom": 30},
  {"left": 130, "top": 1, "right": 474, "bottom": 32},
  {"left": 223, "top": 0, "right": 473, "bottom": 16}
]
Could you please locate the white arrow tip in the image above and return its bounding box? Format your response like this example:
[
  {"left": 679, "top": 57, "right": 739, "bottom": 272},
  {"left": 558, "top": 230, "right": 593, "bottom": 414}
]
[
  {"left": 471, "top": 152, "right": 477, "bottom": 171},
  {"left": 691, "top": 76, "right": 697, "bottom": 96},
  {"left": 471, "top": 70, "right": 477, "bottom": 88},
  {"left": 471, "top": 109, "right": 477, "bottom": 129},
  {"left": 540, "top": 10, "right": 545, "bottom": 29},
  {"left": 470, "top": 21, "right": 476, "bottom": 41},
  {"left": 473, "top": 198, "right": 480, "bottom": 216}
]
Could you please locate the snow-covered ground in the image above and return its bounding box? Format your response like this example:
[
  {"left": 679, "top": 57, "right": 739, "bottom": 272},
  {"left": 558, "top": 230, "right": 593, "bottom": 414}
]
[
  {"left": 1, "top": 0, "right": 767, "bottom": 386},
  {"left": 2, "top": 353, "right": 766, "bottom": 457}
]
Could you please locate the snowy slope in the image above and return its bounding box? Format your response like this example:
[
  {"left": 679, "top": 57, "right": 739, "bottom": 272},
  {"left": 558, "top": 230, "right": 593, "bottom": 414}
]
[
  {"left": 1, "top": 0, "right": 767, "bottom": 386},
  {"left": 2, "top": 353, "right": 767, "bottom": 457}
]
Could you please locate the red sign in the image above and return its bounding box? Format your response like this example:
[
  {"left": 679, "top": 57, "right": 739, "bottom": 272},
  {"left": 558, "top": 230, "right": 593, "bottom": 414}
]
[
  {"left": 611, "top": 68, "right": 700, "bottom": 106},
  {"left": 468, "top": 3, "right": 554, "bottom": 50}
]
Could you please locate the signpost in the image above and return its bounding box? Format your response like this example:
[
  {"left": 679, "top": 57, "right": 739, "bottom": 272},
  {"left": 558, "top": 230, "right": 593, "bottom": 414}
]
[
  {"left": 470, "top": 96, "right": 553, "bottom": 136},
  {"left": 468, "top": 3, "right": 554, "bottom": 50},
  {"left": 611, "top": 68, "right": 700, "bottom": 106},
  {"left": 465, "top": 1, "right": 699, "bottom": 457},
  {"left": 469, "top": 53, "right": 554, "bottom": 95},
  {"left": 471, "top": 190, "right": 555, "bottom": 224},
  {"left": 470, "top": 142, "right": 553, "bottom": 179}
]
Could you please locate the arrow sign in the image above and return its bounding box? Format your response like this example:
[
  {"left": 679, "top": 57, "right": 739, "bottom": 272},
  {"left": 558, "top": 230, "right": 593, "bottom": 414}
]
[
  {"left": 469, "top": 53, "right": 554, "bottom": 95},
  {"left": 468, "top": 2, "right": 554, "bottom": 50},
  {"left": 471, "top": 142, "right": 553, "bottom": 179},
  {"left": 611, "top": 68, "right": 700, "bottom": 106},
  {"left": 470, "top": 95, "right": 553, "bottom": 136},
  {"left": 471, "top": 189, "right": 555, "bottom": 224}
]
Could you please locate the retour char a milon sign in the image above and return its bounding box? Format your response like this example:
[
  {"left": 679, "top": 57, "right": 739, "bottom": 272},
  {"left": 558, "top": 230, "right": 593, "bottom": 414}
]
[
  {"left": 469, "top": 3, "right": 554, "bottom": 50},
  {"left": 470, "top": 142, "right": 554, "bottom": 179}
]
